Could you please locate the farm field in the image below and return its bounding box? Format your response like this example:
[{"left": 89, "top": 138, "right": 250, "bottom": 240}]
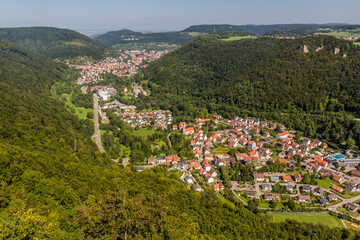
[
  {"left": 316, "top": 178, "right": 338, "bottom": 189},
  {"left": 222, "top": 36, "right": 256, "bottom": 41},
  {"left": 315, "top": 28, "right": 360, "bottom": 38}
]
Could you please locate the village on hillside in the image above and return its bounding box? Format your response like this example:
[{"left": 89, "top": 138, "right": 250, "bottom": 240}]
[
  {"left": 133, "top": 114, "right": 360, "bottom": 219},
  {"left": 70, "top": 49, "right": 170, "bottom": 85}
]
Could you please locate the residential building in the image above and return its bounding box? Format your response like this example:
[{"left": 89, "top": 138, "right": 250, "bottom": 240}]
[
  {"left": 275, "top": 131, "right": 289, "bottom": 139},
  {"left": 302, "top": 138, "right": 311, "bottom": 145},
  {"left": 302, "top": 185, "right": 312, "bottom": 193},
  {"left": 294, "top": 173, "right": 302, "bottom": 182},
  {"left": 270, "top": 176, "right": 280, "bottom": 182},
  {"left": 331, "top": 185, "right": 343, "bottom": 193},
  {"left": 284, "top": 185, "right": 294, "bottom": 192},
  {"left": 260, "top": 184, "right": 272, "bottom": 191},
  {"left": 213, "top": 183, "right": 225, "bottom": 192},
  {"left": 254, "top": 173, "right": 265, "bottom": 181},
  {"left": 298, "top": 195, "right": 311, "bottom": 202},
  {"left": 246, "top": 191, "right": 258, "bottom": 198},
  {"left": 351, "top": 169, "right": 360, "bottom": 178},
  {"left": 345, "top": 183, "right": 358, "bottom": 192},
  {"left": 318, "top": 198, "right": 329, "bottom": 206},
  {"left": 183, "top": 127, "right": 194, "bottom": 135},
  {"left": 326, "top": 193, "right": 338, "bottom": 201},
  {"left": 345, "top": 203, "right": 359, "bottom": 212},
  {"left": 282, "top": 175, "right": 291, "bottom": 182},
  {"left": 313, "top": 187, "right": 324, "bottom": 196},
  {"left": 263, "top": 193, "right": 280, "bottom": 201},
  {"left": 332, "top": 175, "right": 344, "bottom": 183}
]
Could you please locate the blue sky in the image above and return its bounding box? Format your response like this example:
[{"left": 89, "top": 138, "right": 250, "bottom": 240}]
[{"left": 1, "top": 0, "right": 359, "bottom": 32}]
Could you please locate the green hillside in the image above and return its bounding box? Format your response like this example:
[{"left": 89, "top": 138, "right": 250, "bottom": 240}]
[
  {"left": 0, "top": 27, "right": 113, "bottom": 59},
  {"left": 134, "top": 35, "right": 360, "bottom": 147},
  {"left": 266, "top": 24, "right": 360, "bottom": 38},
  {"left": 95, "top": 24, "right": 358, "bottom": 50},
  {"left": 182, "top": 24, "right": 246, "bottom": 33},
  {"left": 94, "top": 28, "right": 196, "bottom": 50},
  {"left": 1, "top": 40, "right": 358, "bottom": 239},
  {"left": 181, "top": 24, "right": 304, "bottom": 35},
  {"left": 182, "top": 24, "right": 358, "bottom": 37}
]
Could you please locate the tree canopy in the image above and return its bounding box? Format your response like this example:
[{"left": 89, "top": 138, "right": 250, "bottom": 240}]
[{"left": 0, "top": 27, "right": 114, "bottom": 59}]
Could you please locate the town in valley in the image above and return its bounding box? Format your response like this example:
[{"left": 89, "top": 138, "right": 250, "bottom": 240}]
[{"left": 70, "top": 46, "right": 360, "bottom": 222}]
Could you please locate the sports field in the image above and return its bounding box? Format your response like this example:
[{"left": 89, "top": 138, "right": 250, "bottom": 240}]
[{"left": 268, "top": 213, "right": 343, "bottom": 228}]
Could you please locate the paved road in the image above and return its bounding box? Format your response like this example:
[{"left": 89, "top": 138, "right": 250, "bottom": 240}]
[
  {"left": 92, "top": 94, "right": 105, "bottom": 153},
  {"left": 328, "top": 193, "right": 360, "bottom": 220}
]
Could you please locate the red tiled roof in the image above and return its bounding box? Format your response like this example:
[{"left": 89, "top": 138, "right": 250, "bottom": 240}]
[
  {"left": 282, "top": 175, "right": 291, "bottom": 180},
  {"left": 332, "top": 185, "right": 343, "bottom": 192},
  {"left": 277, "top": 131, "right": 289, "bottom": 137},
  {"left": 314, "top": 159, "right": 327, "bottom": 166}
]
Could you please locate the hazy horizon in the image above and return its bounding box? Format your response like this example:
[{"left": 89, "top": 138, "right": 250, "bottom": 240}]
[
  {"left": 1, "top": 0, "right": 359, "bottom": 32},
  {"left": 0, "top": 22, "right": 358, "bottom": 36}
]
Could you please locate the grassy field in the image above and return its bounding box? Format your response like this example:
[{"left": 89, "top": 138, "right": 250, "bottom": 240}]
[
  {"left": 188, "top": 32, "right": 206, "bottom": 37},
  {"left": 259, "top": 203, "right": 270, "bottom": 208},
  {"left": 132, "top": 128, "right": 156, "bottom": 137},
  {"left": 62, "top": 93, "right": 93, "bottom": 119},
  {"left": 315, "top": 28, "right": 360, "bottom": 38},
  {"left": 212, "top": 147, "right": 229, "bottom": 154},
  {"left": 354, "top": 42, "right": 360, "bottom": 46},
  {"left": 222, "top": 36, "right": 256, "bottom": 41},
  {"left": 316, "top": 178, "right": 338, "bottom": 189},
  {"left": 157, "top": 44, "right": 179, "bottom": 49},
  {"left": 268, "top": 213, "right": 343, "bottom": 228}
]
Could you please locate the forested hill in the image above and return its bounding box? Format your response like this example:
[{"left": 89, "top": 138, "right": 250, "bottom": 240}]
[
  {"left": 137, "top": 34, "right": 360, "bottom": 114},
  {"left": 94, "top": 23, "right": 357, "bottom": 50},
  {"left": 181, "top": 24, "right": 304, "bottom": 35},
  {"left": 1, "top": 40, "right": 357, "bottom": 239},
  {"left": 181, "top": 24, "right": 351, "bottom": 35},
  {"left": 94, "top": 28, "right": 196, "bottom": 48},
  {"left": 0, "top": 27, "right": 112, "bottom": 59},
  {"left": 181, "top": 24, "right": 246, "bottom": 33},
  {"left": 134, "top": 35, "right": 360, "bottom": 146}
]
